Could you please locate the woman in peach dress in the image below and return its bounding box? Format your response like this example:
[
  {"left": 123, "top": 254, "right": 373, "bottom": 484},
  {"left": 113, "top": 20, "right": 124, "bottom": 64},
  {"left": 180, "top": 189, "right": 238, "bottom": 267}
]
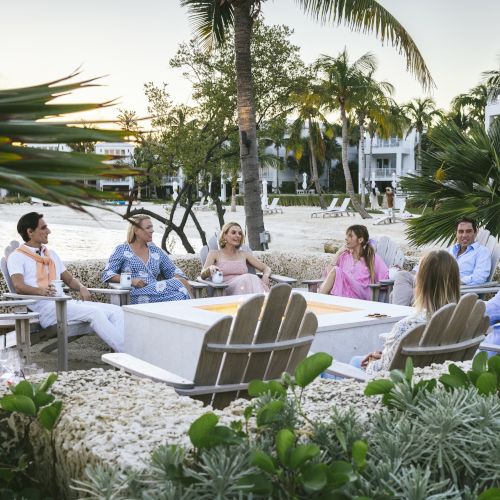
[{"left": 201, "top": 222, "right": 270, "bottom": 295}]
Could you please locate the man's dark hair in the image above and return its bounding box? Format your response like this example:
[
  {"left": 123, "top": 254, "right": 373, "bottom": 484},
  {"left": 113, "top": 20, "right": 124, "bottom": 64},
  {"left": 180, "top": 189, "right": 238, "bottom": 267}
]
[
  {"left": 17, "top": 212, "right": 43, "bottom": 242},
  {"left": 455, "top": 216, "right": 477, "bottom": 232}
]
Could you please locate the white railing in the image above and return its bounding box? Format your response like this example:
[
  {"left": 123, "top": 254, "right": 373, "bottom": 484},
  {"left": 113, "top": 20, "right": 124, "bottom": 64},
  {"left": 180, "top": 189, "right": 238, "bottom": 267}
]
[
  {"left": 374, "top": 138, "right": 400, "bottom": 148},
  {"left": 367, "top": 168, "right": 397, "bottom": 178}
]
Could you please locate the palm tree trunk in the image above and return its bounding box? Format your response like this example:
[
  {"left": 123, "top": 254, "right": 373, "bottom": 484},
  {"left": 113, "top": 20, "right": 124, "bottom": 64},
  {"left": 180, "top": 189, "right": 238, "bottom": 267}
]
[
  {"left": 233, "top": 1, "right": 265, "bottom": 249},
  {"left": 307, "top": 120, "right": 326, "bottom": 209},
  {"left": 275, "top": 144, "right": 280, "bottom": 193},
  {"left": 231, "top": 182, "right": 237, "bottom": 212},
  {"left": 340, "top": 105, "right": 371, "bottom": 218},
  {"left": 358, "top": 113, "right": 366, "bottom": 208}
]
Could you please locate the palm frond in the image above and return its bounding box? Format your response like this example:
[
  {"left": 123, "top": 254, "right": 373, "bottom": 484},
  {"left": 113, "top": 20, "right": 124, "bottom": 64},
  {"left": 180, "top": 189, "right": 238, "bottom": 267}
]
[
  {"left": 0, "top": 74, "right": 139, "bottom": 210},
  {"left": 180, "top": 0, "right": 234, "bottom": 49},
  {"left": 401, "top": 120, "right": 500, "bottom": 246},
  {"left": 298, "top": 0, "right": 434, "bottom": 90}
]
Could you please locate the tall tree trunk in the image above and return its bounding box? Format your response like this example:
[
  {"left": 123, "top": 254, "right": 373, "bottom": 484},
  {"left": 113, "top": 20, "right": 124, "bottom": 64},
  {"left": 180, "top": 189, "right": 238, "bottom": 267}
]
[
  {"left": 358, "top": 113, "right": 366, "bottom": 209},
  {"left": 231, "top": 182, "right": 237, "bottom": 212},
  {"left": 275, "top": 145, "right": 280, "bottom": 193},
  {"left": 307, "top": 120, "right": 326, "bottom": 209},
  {"left": 416, "top": 130, "right": 422, "bottom": 173},
  {"left": 234, "top": 2, "right": 265, "bottom": 249},
  {"left": 340, "top": 105, "right": 371, "bottom": 218}
]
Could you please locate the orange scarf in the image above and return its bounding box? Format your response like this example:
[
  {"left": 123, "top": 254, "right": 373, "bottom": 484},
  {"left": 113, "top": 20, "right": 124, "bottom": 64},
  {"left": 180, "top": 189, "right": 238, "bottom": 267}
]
[{"left": 15, "top": 246, "right": 57, "bottom": 288}]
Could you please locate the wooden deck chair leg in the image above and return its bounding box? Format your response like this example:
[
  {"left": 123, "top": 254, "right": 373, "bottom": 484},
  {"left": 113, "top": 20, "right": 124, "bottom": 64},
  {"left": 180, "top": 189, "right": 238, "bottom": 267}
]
[
  {"left": 15, "top": 317, "right": 32, "bottom": 366},
  {"left": 55, "top": 300, "right": 68, "bottom": 372}
]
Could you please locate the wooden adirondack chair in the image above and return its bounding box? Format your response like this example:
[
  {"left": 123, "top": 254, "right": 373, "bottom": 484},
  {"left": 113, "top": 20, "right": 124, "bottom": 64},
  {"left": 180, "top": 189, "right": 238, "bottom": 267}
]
[
  {"left": 102, "top": 284, "right": 318, "bottom": 409},
  {"left": 1, "top": 241, "right": 130, "bottom": 371},
  {"left": 460, "top": 229, "right": 500, "bottom": 295},
  {"left": 196, "top": 233, "right": 297, "bottom": 297},
  {"left": 303, "top": 236, "right": 403, "bottom": 301},
  {"left": 324, "top": 293, "right": 489, "bottom": 381}
]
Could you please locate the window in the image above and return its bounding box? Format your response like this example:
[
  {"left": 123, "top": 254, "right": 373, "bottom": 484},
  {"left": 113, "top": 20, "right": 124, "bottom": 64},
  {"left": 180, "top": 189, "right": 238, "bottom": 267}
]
[{"left": 376, "top": 158, "right": 390, "bottom": 169}]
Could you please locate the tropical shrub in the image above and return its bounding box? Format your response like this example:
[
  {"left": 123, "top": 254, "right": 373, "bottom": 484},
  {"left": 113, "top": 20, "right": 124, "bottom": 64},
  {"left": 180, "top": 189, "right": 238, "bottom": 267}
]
[
  {"left": 73, "top": 354, "right": 500, "bottom": 499},
  {"left": 0, "top": 373, "right": 61, "bottom": 497}
]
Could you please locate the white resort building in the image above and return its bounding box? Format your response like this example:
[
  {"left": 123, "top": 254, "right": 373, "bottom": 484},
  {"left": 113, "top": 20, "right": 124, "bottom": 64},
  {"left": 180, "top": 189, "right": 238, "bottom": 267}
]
[
  {"left": 358, "top": 129, "right": 417, "bottom": 192},
  {"left": 485, "top": 95, "right": 500, "bottom": 130}
]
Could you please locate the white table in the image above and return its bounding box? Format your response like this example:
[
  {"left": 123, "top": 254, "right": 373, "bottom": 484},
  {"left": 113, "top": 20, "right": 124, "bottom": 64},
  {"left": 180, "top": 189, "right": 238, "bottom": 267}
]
[{"left": 123, "top": 291, "right": 414, "bottom": 379}]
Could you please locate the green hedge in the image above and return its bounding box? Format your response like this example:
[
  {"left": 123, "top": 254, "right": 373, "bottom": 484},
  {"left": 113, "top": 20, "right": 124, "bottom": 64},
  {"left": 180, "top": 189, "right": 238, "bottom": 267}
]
[{"left": 235, "top": 193, "right": 370, "bottom": 208}]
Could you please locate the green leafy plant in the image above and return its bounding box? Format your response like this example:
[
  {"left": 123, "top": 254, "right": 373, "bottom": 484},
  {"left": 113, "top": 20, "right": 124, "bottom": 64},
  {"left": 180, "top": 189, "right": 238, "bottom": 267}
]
[
  {"left": 0, "top": 373, "right": 62, "bottom": 497},
  {"left": 365, "top": 353, "right": 500, "bottom": 409}
]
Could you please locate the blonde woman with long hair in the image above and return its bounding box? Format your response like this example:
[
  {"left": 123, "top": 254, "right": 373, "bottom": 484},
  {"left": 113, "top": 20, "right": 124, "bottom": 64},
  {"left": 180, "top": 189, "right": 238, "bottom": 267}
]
[
  {"left": 201, "top": 222, "right": 271, "bottom": 295},
  {"left": 102, "top": 215, "right": 192, "bottom": 304},
  {"left": 361, "top": 250, "right": 461, "bottom": 374}
]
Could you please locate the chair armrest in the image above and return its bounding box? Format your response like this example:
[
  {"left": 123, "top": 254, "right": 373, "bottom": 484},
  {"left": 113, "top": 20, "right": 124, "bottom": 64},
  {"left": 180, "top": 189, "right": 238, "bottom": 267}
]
[
  {"left": 0, "top": 299, "right": 36, "bottom": 307},
  {"left": 3, "top": 293, "right": 71, "bottom": 302},
  {"left": 479, "top": 342, "right": 500, "bottom": 353},
  {"left": 0, "top": 312, "right": 39, "bottom": 321},
  {"left": 323, "top": 360, "right": 370, "bottom": 382},
  {"left": 87, "top": 287, "right": 130, "bottom": 296},
  {"left": 461, "top": 281, "right": 498, "bottom": 289},
  {"left": 195, "top": 277, "right": 228, "bottom": 289},
  {"left": 269, "top": 274, "right": 296, "bottom": 285},
  {"left": 189, "top": 280, "right": 207, "bottom": 290},
  {"left": 379, "top": 279, "right": 395, "bottom": 286},
  {"left": 101, "top": 353, "right": 194, "bottom": 388},
  {"left": 302, "top": 279, "right": 323, "bottom": 285}
]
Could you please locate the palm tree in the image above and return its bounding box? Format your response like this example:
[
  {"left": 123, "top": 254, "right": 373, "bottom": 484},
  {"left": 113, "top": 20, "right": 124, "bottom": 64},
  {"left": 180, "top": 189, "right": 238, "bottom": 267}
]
[
  {"left": 181, "top": 0, "right": 433, "bottom": 248},
  {"left": 402, "top": 97, "right": 442, "bottom": 173},
  {"left": 451, "top": 84, "right": 489, "bottom": 124},
  {"left": 353, "top": 71, "right": 394, "bottom": 207},
  {"left": 288, "top": 90, "right": 331, "bottom": 209},
  {"left": 316, "top": 50, "right": 377, "bottom": 218},
  {"left": 400, "top": 120, "right": 500, "bottom": 246},
  {"left": 0, "top": 73, "right": 138, "bottom": 209}
]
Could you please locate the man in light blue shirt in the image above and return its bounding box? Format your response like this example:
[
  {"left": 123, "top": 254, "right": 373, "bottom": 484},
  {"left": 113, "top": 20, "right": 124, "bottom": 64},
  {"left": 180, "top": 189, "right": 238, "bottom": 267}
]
[
  {"left": 392, "top": 216, "right": 491, "bottom": 305},
  {"left": 448, "top": 217, "right": 491, "bottom": 285}
]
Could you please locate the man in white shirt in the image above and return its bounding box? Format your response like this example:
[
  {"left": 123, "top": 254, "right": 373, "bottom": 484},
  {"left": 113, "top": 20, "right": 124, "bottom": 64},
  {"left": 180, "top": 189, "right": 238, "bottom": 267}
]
[
  {"left": 392, "top": 216, "right": 491, "bottom": 306},
  {"left": 7, "top": 212, "right": 124, "bottom": 352}
]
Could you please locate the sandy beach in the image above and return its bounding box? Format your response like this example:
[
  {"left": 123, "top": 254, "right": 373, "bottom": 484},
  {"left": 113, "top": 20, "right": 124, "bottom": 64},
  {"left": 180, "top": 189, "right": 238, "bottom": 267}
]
[{"left": 0, "top": 202, "right": 414, "bottom": 260}]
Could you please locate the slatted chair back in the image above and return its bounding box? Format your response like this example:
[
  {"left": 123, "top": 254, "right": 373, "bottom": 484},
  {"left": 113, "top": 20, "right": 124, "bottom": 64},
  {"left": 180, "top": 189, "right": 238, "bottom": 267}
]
[
  {"left": 1, "top": 240, "right": 20, "bottom": 293},
  {"left": 465, "top": 229, "right": 499, "bottom": 282},
  {"left": 335, "top": 198, "right": 350, "bottom": 212},
  {"left": 375, "top": 236, "right": 405, "bottom": 269},
  {"left": 388, "top": 293, "right": 488, "bottom": 370},
  {"left": 201, "top": 232, "right": 257, "bottom": 275},
  {"left": 326, "top": 197, "right": 339, "bottom": 211},
  {"left": 183, "top": 284, "right": 318, "bottom": 409}
]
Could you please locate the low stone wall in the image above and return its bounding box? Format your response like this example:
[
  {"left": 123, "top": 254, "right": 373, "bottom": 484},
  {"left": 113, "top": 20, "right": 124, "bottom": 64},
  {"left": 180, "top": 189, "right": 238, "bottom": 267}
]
[
  {"left": 0, "top": 251, "right": 334, "bottom": 299},
  {"left": 3, "top": 361, "right": 470, "bottom": 499}
]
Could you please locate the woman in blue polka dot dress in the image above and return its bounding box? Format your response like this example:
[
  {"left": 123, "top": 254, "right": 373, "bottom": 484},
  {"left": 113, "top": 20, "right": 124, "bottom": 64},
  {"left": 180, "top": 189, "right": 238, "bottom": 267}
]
[{"left": 102, "top": 215, "right": 191, "bottom": 304}]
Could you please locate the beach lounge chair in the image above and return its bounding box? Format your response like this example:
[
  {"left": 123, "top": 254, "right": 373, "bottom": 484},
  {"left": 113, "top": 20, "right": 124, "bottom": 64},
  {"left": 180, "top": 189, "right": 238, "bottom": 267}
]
[
  {"left": 196, "top": 233, "right": 297, "bottom": 296},
  {"left": 310, "top": 198, "right": 339, "bottom": 218},
  {"left": 322, "top": 198, "right": 351, "bottom": 217},
  {"left": 1, "top": 241, "right": 130, "bottom": 371},
  {"left": 303, "top": 236, "right": 404, "bottom": 300},
  {"left": 267, "top": 198, "right": 283, "bottom": 214},
  {"left": 323, "top": 293, "right": 488, "bottom": 381},
  {"left": 102, "top": 284, "right": 318, "bottom": 408}
]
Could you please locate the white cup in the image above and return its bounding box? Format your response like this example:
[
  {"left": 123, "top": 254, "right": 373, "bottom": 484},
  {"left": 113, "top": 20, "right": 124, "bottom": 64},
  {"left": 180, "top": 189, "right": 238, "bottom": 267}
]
[
  {"left": 50, "top": 280, "right": 65, "bottom": 297},
  {"left": 120, "top": 272, "right": 132, "bottom": 288},
  {"left": 212, "top": 270, "right": 224, "bottom": 284}
]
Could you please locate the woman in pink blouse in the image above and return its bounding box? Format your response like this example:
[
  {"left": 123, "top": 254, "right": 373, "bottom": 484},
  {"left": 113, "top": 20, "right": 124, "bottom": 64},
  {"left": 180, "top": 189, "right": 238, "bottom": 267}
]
[{"left": 319, "top": 225, "right": 388, "bottom": 300}]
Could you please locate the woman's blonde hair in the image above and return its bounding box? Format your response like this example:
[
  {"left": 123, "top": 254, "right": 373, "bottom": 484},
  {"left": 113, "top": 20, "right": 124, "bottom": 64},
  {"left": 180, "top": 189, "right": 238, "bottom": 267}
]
[
  {"left": 346, "top": 225, "right": 376, "bottom": 282},
  {"left": 414, "top": 250, "right": 460, "bottom": 315},
  {"left": 127, "top": 215, "right": 151, "bottom": 244},
  {"left": 219, "top": 222, "right": 244, "bottom": 248}
]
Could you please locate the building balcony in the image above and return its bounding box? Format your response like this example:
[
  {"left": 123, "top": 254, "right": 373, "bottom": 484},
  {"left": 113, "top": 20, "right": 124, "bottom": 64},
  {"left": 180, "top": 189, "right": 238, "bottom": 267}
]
[{"left": 366, "top": 167, "right": 397, "bottom": 179}]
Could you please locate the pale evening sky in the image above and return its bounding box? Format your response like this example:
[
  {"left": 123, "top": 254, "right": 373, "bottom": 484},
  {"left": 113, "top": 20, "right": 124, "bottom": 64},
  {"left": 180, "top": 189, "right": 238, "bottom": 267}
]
[{"left": 2, "top": 0, "right": 499, "bottom": 123}]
